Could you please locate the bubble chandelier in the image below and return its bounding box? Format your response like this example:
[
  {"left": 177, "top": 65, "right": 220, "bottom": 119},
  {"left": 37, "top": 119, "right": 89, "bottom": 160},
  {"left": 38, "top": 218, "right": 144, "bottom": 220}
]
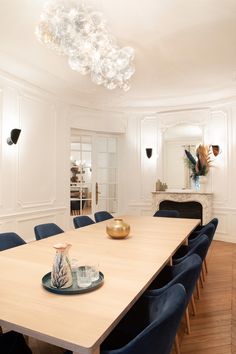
[{"left": 35, "top": 0, "right": 135, "bottom": 91}]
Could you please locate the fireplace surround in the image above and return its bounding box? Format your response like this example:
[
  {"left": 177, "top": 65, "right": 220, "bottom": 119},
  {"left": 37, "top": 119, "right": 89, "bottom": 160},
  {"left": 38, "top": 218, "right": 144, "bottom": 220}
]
[{"left": 152, "top": 190, "right": 213, "bottom": 225}]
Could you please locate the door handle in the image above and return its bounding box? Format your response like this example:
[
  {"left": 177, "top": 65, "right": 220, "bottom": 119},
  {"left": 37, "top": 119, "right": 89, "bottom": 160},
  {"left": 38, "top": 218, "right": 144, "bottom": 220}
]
[{"left": 95, "top": 182, "right": 101, "bottom": 205}]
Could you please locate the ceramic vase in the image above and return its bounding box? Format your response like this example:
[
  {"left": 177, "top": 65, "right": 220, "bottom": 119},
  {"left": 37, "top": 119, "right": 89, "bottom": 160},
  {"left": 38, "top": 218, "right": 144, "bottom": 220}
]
[
  {"left": 199, "top": 175, "right": 207, "bottom": 193},
  {"left": 51, "top": 242, "right": 73, "bottom": 289}
]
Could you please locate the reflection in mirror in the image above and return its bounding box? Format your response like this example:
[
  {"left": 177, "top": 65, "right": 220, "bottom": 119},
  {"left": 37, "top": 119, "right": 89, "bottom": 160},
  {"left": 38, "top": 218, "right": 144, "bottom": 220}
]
[{"left": 163, "top": 124, "right": 202, "bottom": 189}]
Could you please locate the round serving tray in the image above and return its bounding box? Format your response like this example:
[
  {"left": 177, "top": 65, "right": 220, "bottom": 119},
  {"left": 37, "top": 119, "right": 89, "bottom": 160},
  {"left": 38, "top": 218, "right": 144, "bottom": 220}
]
[{"left": 42, "top": 271, "right": 104, "bottom": 295}]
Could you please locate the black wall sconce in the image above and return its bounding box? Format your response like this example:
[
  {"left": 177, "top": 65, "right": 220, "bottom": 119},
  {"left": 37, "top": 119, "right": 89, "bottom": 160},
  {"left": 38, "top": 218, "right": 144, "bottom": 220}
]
[
  {"left": 211, "top": 145, "right": 221, "bottom": 157},
  {"left": 146, "top": 148, "right": 152, "bottom": 158},
  {"left": 7, "top": 129, "right": 21, "bottom": 145}
]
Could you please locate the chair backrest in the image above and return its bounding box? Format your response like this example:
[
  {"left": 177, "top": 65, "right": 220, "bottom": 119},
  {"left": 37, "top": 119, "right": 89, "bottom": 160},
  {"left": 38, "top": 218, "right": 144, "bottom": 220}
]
[
  {"left": 153, "top": 210, "right": 180, "bottom": 218},
  {"left": 94, "top": 211, "right": 113, "bottom": 223},
  {"left": 194, "top": 217, "right": 219, "bottom": 233},
  {"left": 0, "top": 232, "right": 26, "bottom": 251},
  {"left": 146, "top": 254, "right": 202, "bottom": 305},
  {"left": 209, "top": 217, "right": 218, "bottom": 231},
  {"left": 101, "top": 284, "right": 186, "bottom": 354},
  {"left": 189, "top": 223, "right": 215, "bottom": 245},
  {"left": 73, "top": 216, "right": 95, "bottom": 229},
  {"left": 34, "top": 223, "right": 64, "bottom": 240},
  {"left": 173, "top": 234, "right": 210, "bottom": 264}
]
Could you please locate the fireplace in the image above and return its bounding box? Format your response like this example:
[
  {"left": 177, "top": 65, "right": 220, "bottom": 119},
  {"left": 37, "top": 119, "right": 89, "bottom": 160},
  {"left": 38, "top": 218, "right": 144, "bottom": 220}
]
[
  {"left": 159, "top": 200, "right": 202, "bottom": 223},
  {"left": 152, "top": 190, "right": 213, "bottom": 225}
]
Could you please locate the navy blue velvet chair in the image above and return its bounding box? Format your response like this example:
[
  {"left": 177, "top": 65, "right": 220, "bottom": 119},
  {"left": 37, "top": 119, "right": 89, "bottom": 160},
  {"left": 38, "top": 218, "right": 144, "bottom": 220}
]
[
  {"left": 100, "top": 284, "right": 186, "bottom": 354},
  {"left": 173, "top": 235, "right": 210, "bottom": 264},
  {"left": 0, "top": 232, "right": 26, "bottom": 251},
  {"left": 189, "top": 222, "right": 216, "bottom": 244},
  {"left": 188, "top": 222, "right": 217, "bottom": 275},
  {"left": 73, "top": 215, "right": 95, "bottom": 229},
  {"left": 34, "top": 223, "right": 64, "bottom": 240},
  {"left": 153, "top": 210, "right": 180, "bottom": 218},
  {"left": 173, "top": 235, "right": 210, "bottom": 299},
  {"left": 94, "top": 211, "right": 113, "bottom": 223},
  {"left": 146, "top": 254, "right": 202, "bottom": 334},
  {"left": 0, "top": 331, "right": 32, "bottom": 354},
  {"left": 193, "top": 217, "right": 218, "bottom": 233}
]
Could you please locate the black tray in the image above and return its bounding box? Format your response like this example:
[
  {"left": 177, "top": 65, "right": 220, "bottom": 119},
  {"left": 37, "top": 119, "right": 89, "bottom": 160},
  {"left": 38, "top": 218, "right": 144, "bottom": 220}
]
[{"left": 42, "top": 271, "right": 104, "bottom": 295}]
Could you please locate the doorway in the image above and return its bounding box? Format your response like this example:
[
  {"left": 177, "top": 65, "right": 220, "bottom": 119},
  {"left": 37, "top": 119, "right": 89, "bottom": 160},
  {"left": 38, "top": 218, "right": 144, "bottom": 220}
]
[{"left": 70, "top": 130, "right": 119, "bottom": 218}]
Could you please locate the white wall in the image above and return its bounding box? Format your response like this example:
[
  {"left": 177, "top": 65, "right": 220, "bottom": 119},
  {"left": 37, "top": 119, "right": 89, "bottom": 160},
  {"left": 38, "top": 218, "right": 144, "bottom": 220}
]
[
  {"left": 0, "top": 74, "right": 71, "bottom": 241},
  {"left": 0, "top": 71, "right": 126, "bottom": 242},
  {"left": 1, "top": 68, "right": 236, "bottom": 243},
  {"left": 122, "top": 104, "right": 236, "bottom": 243}
]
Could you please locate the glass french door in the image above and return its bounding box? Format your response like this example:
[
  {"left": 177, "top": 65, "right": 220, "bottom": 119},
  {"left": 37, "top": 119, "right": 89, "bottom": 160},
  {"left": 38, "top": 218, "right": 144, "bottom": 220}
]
[
  {"left": 70, "top": 131, "right": 118, "bottom": 217},
  {"left": 70, "top": 135, "right": 92, "bottom": 215},
  {"left": 93, "top": 135, "right": 118, "bottom": 214}
]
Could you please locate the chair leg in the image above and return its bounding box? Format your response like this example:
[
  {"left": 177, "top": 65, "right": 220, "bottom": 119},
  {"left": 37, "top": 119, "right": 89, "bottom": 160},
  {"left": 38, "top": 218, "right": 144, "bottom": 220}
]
[
  {"left": 174, "top": 334, "right": 180, "bottom": 354},
  {"left": 196, "top": 280, "right": 201, "bottom": 299},
  {"left": 185, "top": 306, "right": 191, "bottom": 334},
  {"left": 191, "top": 295, "right": 197, "bottom": 316},
  {"left": 201, "top": 267, "right": 205, "bottom": 282},
  {"left": 200, "top": 272, "right": 204, "bottom": 288},
  {"left": 204, "top": 258, "right": 208, "bottom": 273}
]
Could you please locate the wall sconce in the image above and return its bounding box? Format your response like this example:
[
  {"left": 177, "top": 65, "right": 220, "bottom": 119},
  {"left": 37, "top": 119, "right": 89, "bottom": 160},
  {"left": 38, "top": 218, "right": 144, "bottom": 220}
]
[
  {"left": 7, "top": 129, "right": 21, "bottom": 145},
  {"left": 211, "top": 145, "right": 221, "bottom": 157},
  {"left": 146, "top": 148, "right": 152, "bottom": 158}
]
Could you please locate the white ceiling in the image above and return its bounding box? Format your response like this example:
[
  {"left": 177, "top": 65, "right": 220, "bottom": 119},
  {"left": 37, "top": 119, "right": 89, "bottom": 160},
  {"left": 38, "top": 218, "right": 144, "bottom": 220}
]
[{"left": 0, "top": 0, "right": 236, "bottom": 110}]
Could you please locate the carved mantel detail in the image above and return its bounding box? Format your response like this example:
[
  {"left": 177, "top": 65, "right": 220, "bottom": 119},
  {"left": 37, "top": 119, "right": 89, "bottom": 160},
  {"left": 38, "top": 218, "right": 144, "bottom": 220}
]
[{"left": 152, "top": 190, "right": 213, "bottom": 225}]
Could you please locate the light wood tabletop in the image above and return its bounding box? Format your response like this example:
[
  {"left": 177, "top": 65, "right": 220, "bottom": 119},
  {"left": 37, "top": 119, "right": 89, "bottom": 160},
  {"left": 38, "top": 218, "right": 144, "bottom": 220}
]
[{"left": 0, "top": 216, "right": 200, "bottom": 354}]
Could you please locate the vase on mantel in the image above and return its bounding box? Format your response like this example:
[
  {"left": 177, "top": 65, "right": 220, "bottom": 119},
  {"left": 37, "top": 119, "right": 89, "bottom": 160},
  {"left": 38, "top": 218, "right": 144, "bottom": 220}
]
[{"left": 199, "top": 175, "right": 208, "bottom": 193}]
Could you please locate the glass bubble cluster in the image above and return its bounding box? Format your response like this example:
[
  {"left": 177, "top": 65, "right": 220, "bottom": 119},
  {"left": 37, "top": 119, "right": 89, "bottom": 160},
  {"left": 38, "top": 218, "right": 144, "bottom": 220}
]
[{"left": 35, "top": 0, "right": 135, "bottom": 91}]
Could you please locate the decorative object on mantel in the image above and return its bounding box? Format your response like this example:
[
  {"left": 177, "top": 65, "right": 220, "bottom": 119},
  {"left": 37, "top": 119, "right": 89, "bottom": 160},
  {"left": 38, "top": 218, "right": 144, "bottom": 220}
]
[
  {"left": 156, "top": 179, "right": 168, "bottom": 191},
  {"left": 51, "top": 243, "right": 73, "bottom": 289},
  {"left": 106, "top": 218, "right": 130, "bottom": 239}
]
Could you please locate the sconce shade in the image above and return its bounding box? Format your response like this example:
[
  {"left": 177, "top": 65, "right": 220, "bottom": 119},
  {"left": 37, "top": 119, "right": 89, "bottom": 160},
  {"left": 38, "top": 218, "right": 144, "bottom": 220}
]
[
  {"left": 7, "top": 129, "right": 21, "bottom": 145},
  {"left": 211, "top": 145, "right": 220, "bottom": 156},
  {"left": 146, "top": 148, "right": 152, "bottom": 158}
]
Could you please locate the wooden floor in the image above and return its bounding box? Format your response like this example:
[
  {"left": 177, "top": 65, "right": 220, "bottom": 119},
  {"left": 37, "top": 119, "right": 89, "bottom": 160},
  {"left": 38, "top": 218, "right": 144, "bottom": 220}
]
[{"left": 28, "top": 240, "right": 236, "bottom": 354}]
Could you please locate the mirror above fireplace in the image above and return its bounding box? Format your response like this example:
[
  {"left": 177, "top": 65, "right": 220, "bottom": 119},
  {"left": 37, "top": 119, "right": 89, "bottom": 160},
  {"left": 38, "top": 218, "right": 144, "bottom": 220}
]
[{"left": 163, "top": 123, "right": 202, "bottom": 189}]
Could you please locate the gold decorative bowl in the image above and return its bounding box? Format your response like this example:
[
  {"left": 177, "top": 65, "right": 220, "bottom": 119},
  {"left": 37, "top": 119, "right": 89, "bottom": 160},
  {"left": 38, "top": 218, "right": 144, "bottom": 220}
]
[{"left": 106, "top": 218, "right": 130, "bottom": 239}]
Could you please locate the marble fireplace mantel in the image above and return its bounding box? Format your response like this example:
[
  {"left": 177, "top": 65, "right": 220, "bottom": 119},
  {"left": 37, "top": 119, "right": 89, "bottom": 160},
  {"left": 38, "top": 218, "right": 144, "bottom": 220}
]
[{"left": 152, "top": 189, "right": 213, "bottom": 225}]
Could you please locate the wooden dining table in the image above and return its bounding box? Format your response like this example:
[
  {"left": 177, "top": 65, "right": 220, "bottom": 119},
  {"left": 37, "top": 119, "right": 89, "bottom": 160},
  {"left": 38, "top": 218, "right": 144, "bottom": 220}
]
[{"left": 0, "top": 215, "right": 200, "bottom": 354}]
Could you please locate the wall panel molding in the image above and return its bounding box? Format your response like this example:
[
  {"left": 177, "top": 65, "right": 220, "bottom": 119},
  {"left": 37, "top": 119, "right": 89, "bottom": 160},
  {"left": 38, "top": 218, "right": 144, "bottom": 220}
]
[
  {"left": 17, "top": 92, "right": 57, "bottom": 208},
  {"left": 0, "top": 207, "right": 67, "bottom": 242},
  {"left": 210, "top": 110, "right": 229, "bottom": 207}
]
